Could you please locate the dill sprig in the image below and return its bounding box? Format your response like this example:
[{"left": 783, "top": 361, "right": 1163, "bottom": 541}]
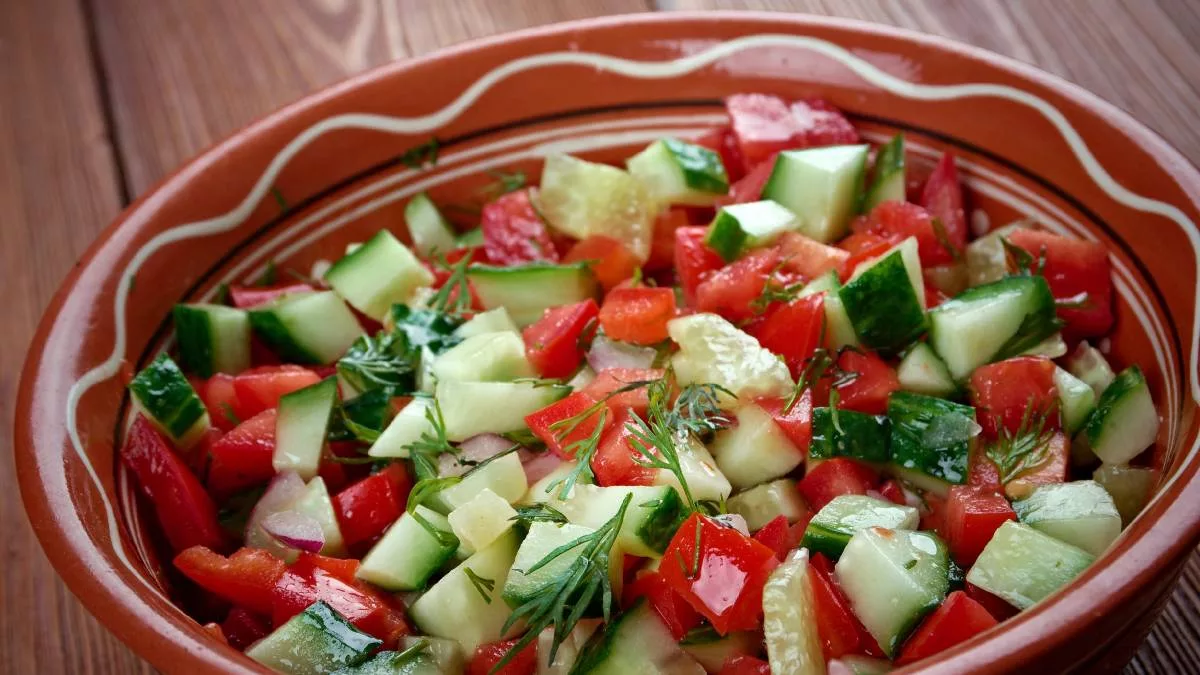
[
  {"left": 403, "top": 398, "right": 456, "bottom": 481},
  {"left": 782, "top": 342, "right": 861, "bottom": 414},
  {"left": 930, "top": 217, "right": 964, "bottom": 262},
  {"left": 427, "top": 254, "right": 474, "bottom": 316},
  {"left": 511, "top": 503, "right": 570, "bottom": 526},
  {"left": 479, "top": 170, "right": 528, "bottom": 199},
  {"left": 464, "top": 567, "right": 496, "bottom": 604},
  {"left": 1001, "top": 236, "right": 1047, "bottom": 277},
  {"left": 985, "top": 398, "right": 1058, "bottom": 484}
]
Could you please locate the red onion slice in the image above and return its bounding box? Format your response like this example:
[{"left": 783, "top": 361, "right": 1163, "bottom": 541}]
[
  {"left": 262, "top": 510, "right": 326, "bottom": 553},
  {"left": 439, "top": 433, "right": 519, "bottom": 477},
  {"left": 521, "top": 451, "right": 564, "bottom": 484},
  {"left": 586, "top": 336, "right": 657, "bottom": 372},
  {"left": 245, "top": 472, "right": 307, "bottom": 540}
]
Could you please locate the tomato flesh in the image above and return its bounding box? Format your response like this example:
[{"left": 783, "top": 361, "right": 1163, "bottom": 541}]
[
  {"left": 581, "top": 368, "right": 663, "bottom": 418},
  {"left": 854, "top": 200, "right": 957, "bottom": 266},
  {"left": 332, "top": 464, "right": 412, "bottom": 548},
  {"left": 834, "top": 350, "right": 900, "bottom": 416},
  {"left": 968, "top": 356, "right": 1059, "bottom": 439},
  {"left": 674, "top": 226, "right": 726, "bottom": 307},
  {"left": 591, "top": 409, "right": 657, "bottom": 487},
  {"left": 1007, "top": 228, "right": 1114, "bottom": 338},
  {"left": 941, "top": 485, "right": 1017, "bottom": 566},
  {"left": 525, "top": 391, "right": 612, "bottom": 460},
  {"left": 623, "top": 569, "right": 702, "bottom": 640},
  {"left": 809, "top": 553, "right": 883, "bottom": 659},
  {"left": 206, "top": 408, "right": 278, "bottom": 497},
  {"left": 748, "top": 294, "right": 824, "bottom": 377},
  {"left": 725, "top": 94, "right": 858, "bottom": 167},
  {"left": 920, "top": 153, "right": 968, "bottom": 253},
  {"left": 228, "top": 283, "right": 315, "bottom": 309},
  {"left": 174, "top": 546, "right": 286, "bottom": 616},
  {"left": 521, "top": 299, "right": 599, "bottom": 379},
  {"left": 696, "top": 248, "right": 780, "bottom": 323},
  {"left": 777, "top": 231, "right": 850, "bottom": 280},
  {"left": 564, "top": 235, "right": 639, "bottom": 291},
  {"left": 799, "top": 458, "right": 879, "bottom": 511},
  {"left": 599, "top": 286, "right": 677, "bottom": 345},
  {"left": 896, "top": 591, "right": 998, "bottom": 665},
  {"left": 467, "top": 638, "right": 538, "bottom": 675},
  {"left": 231, "top": 365, "right": 321, "bottom": 421},
  {"left": 481, "top": 188, "right": 559, "bottom": 265},
  {"left": 756, "top": 392, "right": 815, "bottom": 457}
]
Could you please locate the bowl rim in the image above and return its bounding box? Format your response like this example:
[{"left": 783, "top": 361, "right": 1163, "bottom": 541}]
[{"left": 16, "top": 10, "right": 1200, "bottom": 674}]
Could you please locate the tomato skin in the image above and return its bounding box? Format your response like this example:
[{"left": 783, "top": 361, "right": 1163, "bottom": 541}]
[
  {"left": 725, "top": 94, "right": 858, "bottom": 167},
  {"left": 522, "top": 299, "right": 600, "bottom": 379},
  {"left": 270, "top": 557, "right": 408, "bottom": 644},
  {"left": 196, "top": 373, "right": 239, "bottom": 432},
  {"left": 646, "top": 208, "right": 691, "bottom": 272},
  {"left": 467, "top": 639, "right": 538, "bottom": 675},
  {"left": 623, "top": 570, "right": 703, "bottom": 640},
  {"left": 228, "top": 283, "right": 315, "bottom": 309},
  {"left": 332, "top": 464, "right": 412, "bottom": 548},
  {"left": 1004, "top": 431, "right": 1070, "bottom": 499},
  {"left": 696, "top": 248, "right": 781, "bottom": 323},
  {"left": 592, "top": 409, "right": 657, "bottom": 487},
  {"left": 808, "top": 553, "right": 883, "bottom": 659},
  {"left": 723, "top": 154, "right": 777, "bottom": 205},
  {"left": 1007, "top": 228, "right": 1114, "bottom": 338},
  {"left": 481, "top": 188, "right": 559, "bottom": 265},
  {"left": 777, "top": 231, "right": 850, "bottom": 280},
  {"left": 752, "top": 515, "right": 804, "bottom": 560},
  {"left": 968, "top": 356, "right": 1059, "bottom": 439},
  {"left": 564, "top": 235, "right": 640, "bottom": 291},
  {"left": 660, "top": 513, "right": 780, "bottom": 635},
  {"left": 693, "top": 125, "right": 747, "bottom": 182},
  {"left": 799, "top": 458, "right": 879, "bottom": 511},
  {"left": 834, "top": 350, "right": 900, "bottom": 416},
  {"left": 855, "top": 200, "right": 957, "bottom": 266},
  {"left": 941, "top": 486, "right": 1017, "bottom": 566},
  {"left": 674, "top": 226, "right": 726, "bottom": 307},
  {"left": 965, "top": 581, "right": 1019, "bottom": 621},
  {"left": 748, "top": 294, "right": 824, "bottom": 377},
  {"left": 879, "top": 479, "right": 908, "bottom": 506},
  {"left": 837, "top": 232, "right": 894, "bottom": 280},
  {"left": 599, "top": 286, "right": 677, "bottom": 345},
  {"left": 231, "top": 365, "right": 321, "bottom": 420},
  {"left": 920, "top": 153, "right": 968, "bottom": 253},
  {"left": 121, "top": 416, "right": 228, "bottom": 554},
  {"left": 756, "top": 392, "right": 815, "bottom": 456},
  {"left": 174, "top": 546, "right": 286, "bottom": 616},
  {"left": 525, "top": 391, "right": 612, "bottom": 460},
  {"left": 220, "top": 607, "right": 272, "bottom": 651},
  {"left": 894, "top": 590, "right": 998, "bottom": 665},
  {"left": 206, "top": 408, "right": 278, "bottom": 497},
  {"left": 719, "top": 655, "right": 772, "bottom": 675},
  {"left": 581, "top": 367, "right": 663, "bottom": 418},
  {"left": 967, "top": 444, "right": 1003, "bottom": 490}
]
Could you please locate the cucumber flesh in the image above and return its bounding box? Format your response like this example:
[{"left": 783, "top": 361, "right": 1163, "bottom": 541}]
[
  {"left": 802, "top": 495, "right": 919, "bottom": 560},
  {"left": 432, "top": 452, "right": 528, "bottom": 513},
  {"left": 560, "top": 484, "right": 686, "bottom": 558},
  {"left": 398, "top": 637, "right": 465, "bottom": 675},
  {"left": 667, "top": 313, "right": 793, "bottom": 404},
  {"left": 466, "top": 263, "right": 598, "bottom": 327},
  {"left": 324, "top": 229, "right": 434, "bottom": 321},
  {"left": 502, "top": 522, "right": 616, "bottom": 613},
  {"left": 761, "top": 145, "right": 869, "bottom": 243},
  {"left": 456, "top": 227, "right": 484, "bottom": 248},
  {"left": 368, "top": 397, "right": 435, "bottom": 458},
  {"left": 173, "top": 303, "right": 251, "bottom": 377},
  {"left": 1067, "top": 341, "right": 1117, "bottom": 398},
  {"left": 965, "top": 521, "right": 1093, "bottom": 610},
  {"left": 431, "top": 331, "right": 534, "bottom": 383},
  {"left": 356, "top": 506, "right": 458, "bottom": 591},
  {"left": 762, "top": 550, "right": 825, "bottom": 675},
  {"left": 1093, "top": 464, "right": 1155, "bottom": 526},
  {"left": 704, "top": 200, "right": 798, "bottom": 262},
  {"left": 711, "top": 402, "right": 804, "bottom": 490},
  {"left": 839, "top": 237, "right": 926, "bottom": 355},
  {"left": 249, "top": 291, "right": 366, "bottom": 365},
  {"left": 273, "top": 377, "right": 338, "bottom": 480},
  {"left": 570, "top": 602, "right": 705, "bottom": 675},
  {"left": 652, "top": 433, "right": 733, "bottom": 504},
  {"left": 436, "top": 380, "right": 570, "bottom": 442},
  {"left": 896, "top": 342, "right": 956, "bottom": 398},
  {"left": 246, "top": 601, "right": 381, "bottom": 675},
  {"left": 128, "top": 353, "right": 211, "bottom": 450},
  {"left": 1012, "top": 480, "right": 1121, "bottom": 556},
  {"left": 727, "top": 479, "right": 809, "bottom": 531},
  {"left": 454, "top": 307, "right": 520, "bottom": 339},
  {"left": 1083, "top": 366, "right": 1159, "bottom": 465},
  {"left": 965, "top": 222, "right": 1027, "bottom": 287},
  {"left": 862, "top": 133, "right": 905, "bottom": 211},
  {"left": 446, "top": 488, "right": 518, "bottom": 556},
  {"left": 538, "top": 153, "right": 656, "bottom": 260},
  {"left": 823, "top": 293, "right": 860, "bottom": 349},
  {"left": 405, "top": 192, "right": 458, "bottom": 257},
  {"left": 1053, "top": 367, "right": 1096, "bottom": 435},
  {"left": 536, "top": 620, "right": 603, "bottom": 675},
  {"left": 627, "top": 138, "right": 730, "bottom": 206},
  {"left": 332, "top": 651, "right": 441, "bottom": 675},
  {"left": 799, "top": 269, "right": 840, "bottom": 298}
]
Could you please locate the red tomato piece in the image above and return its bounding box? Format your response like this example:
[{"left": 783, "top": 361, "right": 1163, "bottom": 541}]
[
  {"left": 292, "top": 551, "right": 362, "bottom": 586},
  {"left": 592, "top": 409, "right": 658, "bottom": 487},
  {"left": 332, "top": 464, "right": 411, "bottom": 548},
  {"left": 271, "top": 563, "right": 408, "bottom": 644},
  {"left": 965, "top": 581, "right": 1019, "bottom": 621},
  {"left": 720, "top": 655, "right": 772, "bottom": 675},
  {"left": 723, "top": 154, "right": 777, "bottom": 205},
  {"left": 752, "top": 515, "right": 804, "bottom": 560},
  {"left": 856, "top": 200, "right": 957, "bottom": 266},
  {"left": 581, "top": 367, "right": 663, "bottom": 418},
  {"left": 231, "top": 365, "right": 321, "bottom": 420},
  {"left": 675, "top": 227, "right": 726, "bottom": 307},
  {"left": 646, "top": 208, "right": 691, "bottom": 272},
  {"left": 228, "top": 283, "right": 316, "bottom": 309},
  {"left": 967, "top": 444, "right": 1003, "bottom": 491},
  {"left": 623, "top": 570, "right": 703, "bottom": 640},
  {"left": 834, "top": 350, "right": 900, "bottom": 416},
  {"left": 481, "top": 188, "right": 559, "bottom": 265},
  {"left": 121, "top": 416, "right": 227, "bottom": 554},
  {"left": 206, "top": 408, "right": 277, "bottom": 497},
  {"left": 725, "top": 94, "right": 858, "bottom": 168},
  {"left": 525, "top": 391, "right": 612, "bottom": 460},
  {"left": 748, "top": 294, "right": 824, "bottom": 377},
  {"left": 693, "top": 125, "right": 747, "bottom": 182},
  {"left": 809, "top": 553, "right": 883, "bottom": 659},
  {"left": 468, "top": 638, "right": 538, "bottom": 675},
  {"left": 564, "top": 235, "right": 640, "bottom": 291},
  {"left": 777, "top": 231, "right": 850, "bottom": 281},
  {"left": 522, "top": 299, "right": 600, "bottom": 379},
  {"left": 837, "top": 232, "right": 895, "bottom": 281},
  {"left": 220, "top": 607, "right": 272, "bottom": 651},
  {"left": 799, "top": 458, "right": 879, "bottom": 511},
  {"left": 896, "top": 591, "right": 998, "bottom": 665},
  {"left": 879, "top": 479, "right": 908, "bottom": 506},
  {"left": 968, "top": 356, "right": 1059, "bottom": 439},
  {"left": 920, "top": 153, "right": 968, "bottom": 253},
  {"left": 756, "top": 392, "right": 815, "bottom": 457},
  {"left": 1006, "top": 228, "right": 1114, "bottom": 338},
  {"left": 599, "top": 287, "right": 677, "bottom": 346},
  {"left": 696, "top": 248, "right": 780, "bottom": 323},
  {"left": 941, "top": 486, "right": 1017, "bottom": 566},
  {"left": 197, "top": 373, "right": 239, "bottom": 432},
  {"left": 175, "top": 546, "right": 285, "bottom": 616},
  {"left": 660, "top": 513, "right": 780, "bottom": 634}
]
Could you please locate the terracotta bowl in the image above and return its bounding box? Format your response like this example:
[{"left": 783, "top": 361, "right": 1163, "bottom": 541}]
[{"left": 16, "top": 11, "right": 1200, "bottom": 674}]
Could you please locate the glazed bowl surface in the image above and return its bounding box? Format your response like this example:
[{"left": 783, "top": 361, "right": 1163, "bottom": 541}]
[{"left": 16, "top": 11, "right": 1200, "bottom": 675}]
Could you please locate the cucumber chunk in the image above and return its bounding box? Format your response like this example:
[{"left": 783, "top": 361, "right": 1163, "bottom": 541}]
[
  {"left": 436, "top": 380, "right": 570, "bottom": 442},
  {"left": 652, "top": 433, "right": 733, "bottom": 504},
  {"left": 627, "top": 138, "right": 730, "bottom": 206},
  {"left": 128, "top": 353, "right": 210, "bottom": 449},
  {"left": 405, "top": 192, "right": 457, "bottom": 257},
  {"left": 274, "top": 377, "right": 338, "bottom": 480},
  {"left": 502, "top": 522, "right": 618, "bottom": 613},
  {"left": 809, "top": 407, "right": 891, "bottom": 465},
  {"left": 704, "top": 200, "right": 798, "bottom": 262},
  {"left": 1066, "top": 340, "right": 1117, "bottom": 398},
  {"left": 668, "top": 313, "right": 793, "bottom": 404},
  {"left": 368, "top": 397, "right": 434, "bottom": 458},
  {"left": 839, "top": 237, "right": 927, "bottom": 355},
  {"left": 447, "top": 488, "right": 518, "bottom": 556},
  {"left": 536, "top": 620, "right": 603, "bottom": 675},
  {"left": 249, "top": 291, "right": 365, "bottom": 364},
  {"left": 356, "top": 506, "right": 458, "bottom": 591},
  {"left": 1083, "top": 366, "right": 1159, "bottom": 465},
  {"left": 887, "top": 392, "right": 976, "bottom": 496},
  {"left": 561, "top": 484, "right": 686, "bottom": 557},
  {"left": 1093, "top": 464, "right": 1155, "bottom": 526},
  {"left": 246, "top": 601, "right": 381, "bottom": 675},
  {"left": 762, "top": 550, "right": 825, "bottom": 675},
  {"left": 862, "top": 133, "right": 905, "bottom": 211},
  {"left": 964, "top": 222, "right": 1027, "bottom": 287},
  {"left": 727, "top": 479, "right": 808, "bottom": 531},
  {"left": 571, "top": 601, "right": 705, "bottom": 675},
  {"left": 803, "top": 495, "right": 919, "bottom": 560},
  {"left": 433, "top": 451, "right": 528, "bottom": 512},
  {"left": 896, "top": 342, "right": 957, "bottom": 398},
  {"left": 172, "top": 303, "right": 251, "bottom": 377},
  {"left": 711, "top": 401, "right": 805, "bottom": 490},
  {"left": 1012, "top": 480, "right": 1121, "bottom": 556},
  {"left": 398, "top": 637, "right": 465, "bottom": 675},
  {"left": 835, "top": 528, "right": 950, "bottom": 657},
  {"left": 454, "top": 307, "right": 520, "bottom": 339},
  {"left": 324, "top": 230, "right": 434, "bottom": 321},
  {"left": 965, "top": 521, "right": 1094, "bottom": 610},
  {"left": 823, "top": 293, "right": 860, "bottom": 349},
  {"left": 680, "top": 630, "right": 760, "bottom": 673},
  {"left": 431, "top": 330, "right": 534, "bottom": 383},
  {"left": 466, "top": 263, "right": 598, "bottom": 327},
  {"left": 799, "top": 269, "right": 840, "bottom": 298},
  {"left": 539, "top": 153, "right": 656, "bottom": 260},
  {"left": 456, "top": 227, "right": 484, "bottom": 248},
  {"left": 761, "top": 145, "right": 869, "bottom": 243},
  {"left": 1053, "top": 366, "right": 1096, "bottom": 434},
  {"left": 332, "top": 650, "right": 441, "bottom": 675}
]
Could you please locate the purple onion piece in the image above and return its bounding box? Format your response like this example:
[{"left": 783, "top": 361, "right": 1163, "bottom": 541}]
[
  {"left": 586, "top": 336, "right": 657, "bottom": 372},
  {"left": 262, "top": 510, "right": 325, "bottom": 553}
]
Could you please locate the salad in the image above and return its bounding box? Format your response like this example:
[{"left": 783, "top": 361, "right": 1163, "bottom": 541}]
[{"left": 122, "top": 93, "right": 1161, "bottom": 675}]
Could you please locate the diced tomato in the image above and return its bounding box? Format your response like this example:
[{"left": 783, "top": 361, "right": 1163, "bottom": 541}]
[
  {"left": 837, "top": 232, "right": 894, "bottom": 281},
  {"left": 968, "top": 356, "right": 1059, "bottom": 439},
  {"left": 941, "top": 486, "right": 1017, "bottom": 567},
  {"left": 581, "top": 367, "right": 663, "bottom": 418},
  {"left": 799, "top": 458, "right": 878, "bottom": 511},
  {"left": 967, "top": 445, "right": 1003, "bottom": 491},
  {"left": 481, "top": 188, "right": 559, "bottom": 265},
  {"left": 292, "top": 551, "right": 361, "bottom": 586},
  {"left": 270, "top": 561, "right": 408, "bottom": 644},
  {"left": 965, "top": 581, "right": 1019, "bottom": 621},
  {"left": 693, "top": 125, "right": 747, "bottom": 182},
  {"left": 776, "top": 231, "right": 850, "bottom": 281},
  {"left": 467, "top": 638, "right": 538, "bottom": 675},
  {"left": 725, "top": 94, "right": 858, "bottom": 168},
  {"left": 855, "top": 200, "right": 957, "bottom": 266},
  {"left": 879, "top": 479, "right": 908, "bottom": 506},
  {"left": 206, "top": 409, "right": 277, "bottom": 497},
  {"left": 332, "top": 464, "right": 411, "bottom": 548},
  {"left": 623, "top": 570, "right": 703, "bottom": 640},
  {"left": 719, "top": 654, "right": 772, "bottom": 675},
  {"left": 1006, "top": 228, "right": 1114, "bottom": 338},
  {"left": 220, "top": 607, "right": 272, "bottom": 651},
  {"left": 564, "top": 235, "right": 640, "bottom": 291},
  {"left": 752, "top": 515, "right": 804, "bottom": 560},
  {"left": 525, "top": 391, "right": 612, "bottom": 460},
  {"left": 646, "top": 208, "right": 691, "bottom": 272},
  {"left": 724, "top": 154, "right": 777, "bottom": 205},
  {"left": 920, "top": 153, "right": 968, "bottom": 253},
  {"left": 228, "top": 283, "right": 315, "bottom": 309},
  {"left": 923, "top": 278, "right": 951, "bottom": 309},
  {"left": 231, "top": 365, "right": 321, "bottom": 420},
  {"left": 1004, "top": 431, "right": 1070, "bottom": 500},
  {"left": 121, "top": 416, "right": 227, "bottom": 554},
  {"left": 748, "top": 294, "right": 824, "bottom": 377},
  {"left": 522, "top": 299, "right": 600, "bottom": 379},
  {"left": 592, "top": 409, "right": 657, "bottom": 487},
  {"left": 599, "top": 286, "right": 677, "bottom": 346},
  {"left": 809, "top": 553, "right": 883, "bottom": 659},
  {"left": 756, "top": 392, "right": 815, "bottom": 457},
  {"left": 696, "top": 248, "right": 780, "bottom": 323},
  {"left": 675, "top": 227, "right": 726, "bottom": 307},
  {"left": 197, "top": 373, "right": 239, "bottom": 432},
  {"left": 834, "top": 350, "right": 900, "bottom": 416},
  {"left": 174, "top": 546, "right": 285, "bottom": 616},
  {"left": 895, "top": 591, "right": 998, "bottom": 665}
]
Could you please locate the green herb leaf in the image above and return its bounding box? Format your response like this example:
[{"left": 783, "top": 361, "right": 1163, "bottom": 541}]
[
  {"left": 464, "top": 567, "right": 496, "bottom": 604},
  {"left": 427, "top": 254, "right": 474, "bottom": 317},
  {"left": 511, "top": 503, "right": 570, "bottom": 526},
  {"left": 985, "top": 397, "right": 1058, "bottom": 485},
  {"left": 337, "top": 332, "right": 419, "bottom": 397},
  {"left": 401, "top": 137, "right": 440, "bottom": 170},
  {"left": 404, "top": 398, "right": 457, "bottom": 481},
  {"left": 479, "top": 170, "right": 528, "bottom": 199}
]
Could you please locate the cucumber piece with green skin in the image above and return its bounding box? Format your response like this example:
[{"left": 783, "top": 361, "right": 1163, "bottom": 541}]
[
  {"left": 536, "top": 620, "right": 602, "bottom": 675},
  {"left": 1066, "top": 340, "right": 1116, "bottom": 397},
  {"left": 798, "top": 269, "right": 840, "bottom": 298},
  {"left": 626, "top": 138, "right": 730, "bottom": 206},
  {"left": 727, "top": 479, "right": 808, "bottom": 531},
  {"left": 432, "top": 451, "right": 528, "bottom": 512},
  {"left": 711, "top": 401, "right": 805, "bottom": 490},
  {"left": 368, "top": 397, "right": 434, "bottom": 458},
  {"left": 454, "top": 306, "right": 520, "bottom": 338},
  {"left": 652, "top": 433, "right": 733, "bottom": 504},
  {"left": 446, "top": 488, "right": 518, "bottom": 556},
  {"left": 560, "top": 484, "right": 686, "bottom": 558},
  {"left": 172, "top": 303, "right": 251, "bottom": 377},
  {"left": 928, "top": 275, "right": 1061, "bottom": 381},
  {"left": 1012, "top": 480, "right": 1121, "bottom": 556},
  {"left": 704, "top": 200, "right": 798, "bottom": 262},
  {"left": 762, "top": 550, "right": 828, "bottom": 675},
  {"left": 1083, "top": 366, "right": 1160, "bottom": 465},
  {"left": 679, "top": 629, "right": 760, "bottom": 673},
  {"left": 502, "top": 522, "right": 619, "bottom": 614},
  {"left": 1054, "top": 366, "right": 1096, "bottom": 434},
  {"left": 398, "top": 637, "right": 465, "bottom": 675},
  {"left": 128, "top": 353, "right": 210, "bottom": 449},
  {"left": 538, "top": 153, "right": 656, "bottom": 260},
  {"left": 333, "top": 650, "right": 441, "bottom": 675},
  {"left": 809, "top": 407, "right": 891, "bottom": 465},
  {"left": 802, "top": 494, "right": 919, "bottom": 560},
  {"left": 466, "top": 262, "right": 598, "bottom": 327},
  {"left": 430, "top": 330, "right": 534, "bottom": 383},
  {"left": 570, "top": 601, "right": 706, "bottom": 675},
  {"left": 896, "top": 342, "right": 957, "bottom": 398},
  {"left": 839, "top": 237, "right": 927, "bottom": 355},
  {"left": 273, "top": 377, "right": 338, "bottom": 480},
  {"left": 246, "top": 601, "right": 382, "bottom": 675},
  {"left": 249, "top": 291, "right": 366, "bottom": 364},
  {"left": 829, "top": 656, "right": 892, "bottom": 675},
  {"left": 887, "top": 392, "right": 976, "bottom": 496},
  {"left": 761, "top": 145, "right": 870, "bottom": 243},
  {"left": 668, "top": 313, "right": 793, "bottom": 404},
  {"left": 436, "top": 380, "right": 570, "bottom": 442},
  {"left": 410, "top": 530, "right": 522, "bottom": 655},
  {"left": 1093, "top": 464, "right": 1155, "bottom": 526},
  {"left": 834, "top": 528, "right": 950, "bottom": 657},
  {"left": 823, "top": 293, "right": 860, "bottom": 349},
  {"left": 404, "top": 192, "right": 457, "bottom": 257},
  {"left": 965, "top": 521, "right": 1094, "bottom": 610},
  {"left": 356, "top": 506, "right": 459, "bottom": 591},
  {"left": 324, "top": 230, "right": 434, "bottom": 321},
  {"left": 862, "top": 133, "right": 905, "bottom": 212},
  {"left": 456, "top": 227, "right": 484, "bottom": 248}
]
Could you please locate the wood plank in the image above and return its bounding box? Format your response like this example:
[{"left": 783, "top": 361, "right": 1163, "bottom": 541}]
[{"left": 0, "top": 0, "right": 150, "bottom": 674}]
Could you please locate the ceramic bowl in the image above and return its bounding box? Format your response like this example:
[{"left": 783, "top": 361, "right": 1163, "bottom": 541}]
[{"left": 16, "top": 11, "right": 1200, "bottom": 674}]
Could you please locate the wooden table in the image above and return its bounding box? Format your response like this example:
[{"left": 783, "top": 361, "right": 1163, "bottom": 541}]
[{"left": 3, "top": 0, "right": 1198, "bottom": 672}]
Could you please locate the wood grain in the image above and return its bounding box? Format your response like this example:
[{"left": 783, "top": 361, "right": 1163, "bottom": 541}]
[{"left": 3, "top": 0, "right": 1198, "bottom": 673}]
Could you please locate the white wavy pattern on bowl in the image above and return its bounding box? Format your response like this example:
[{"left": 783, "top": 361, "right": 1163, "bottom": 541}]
[{"left": 66, "top": 33, "right": 1198, "bottom": 602}]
